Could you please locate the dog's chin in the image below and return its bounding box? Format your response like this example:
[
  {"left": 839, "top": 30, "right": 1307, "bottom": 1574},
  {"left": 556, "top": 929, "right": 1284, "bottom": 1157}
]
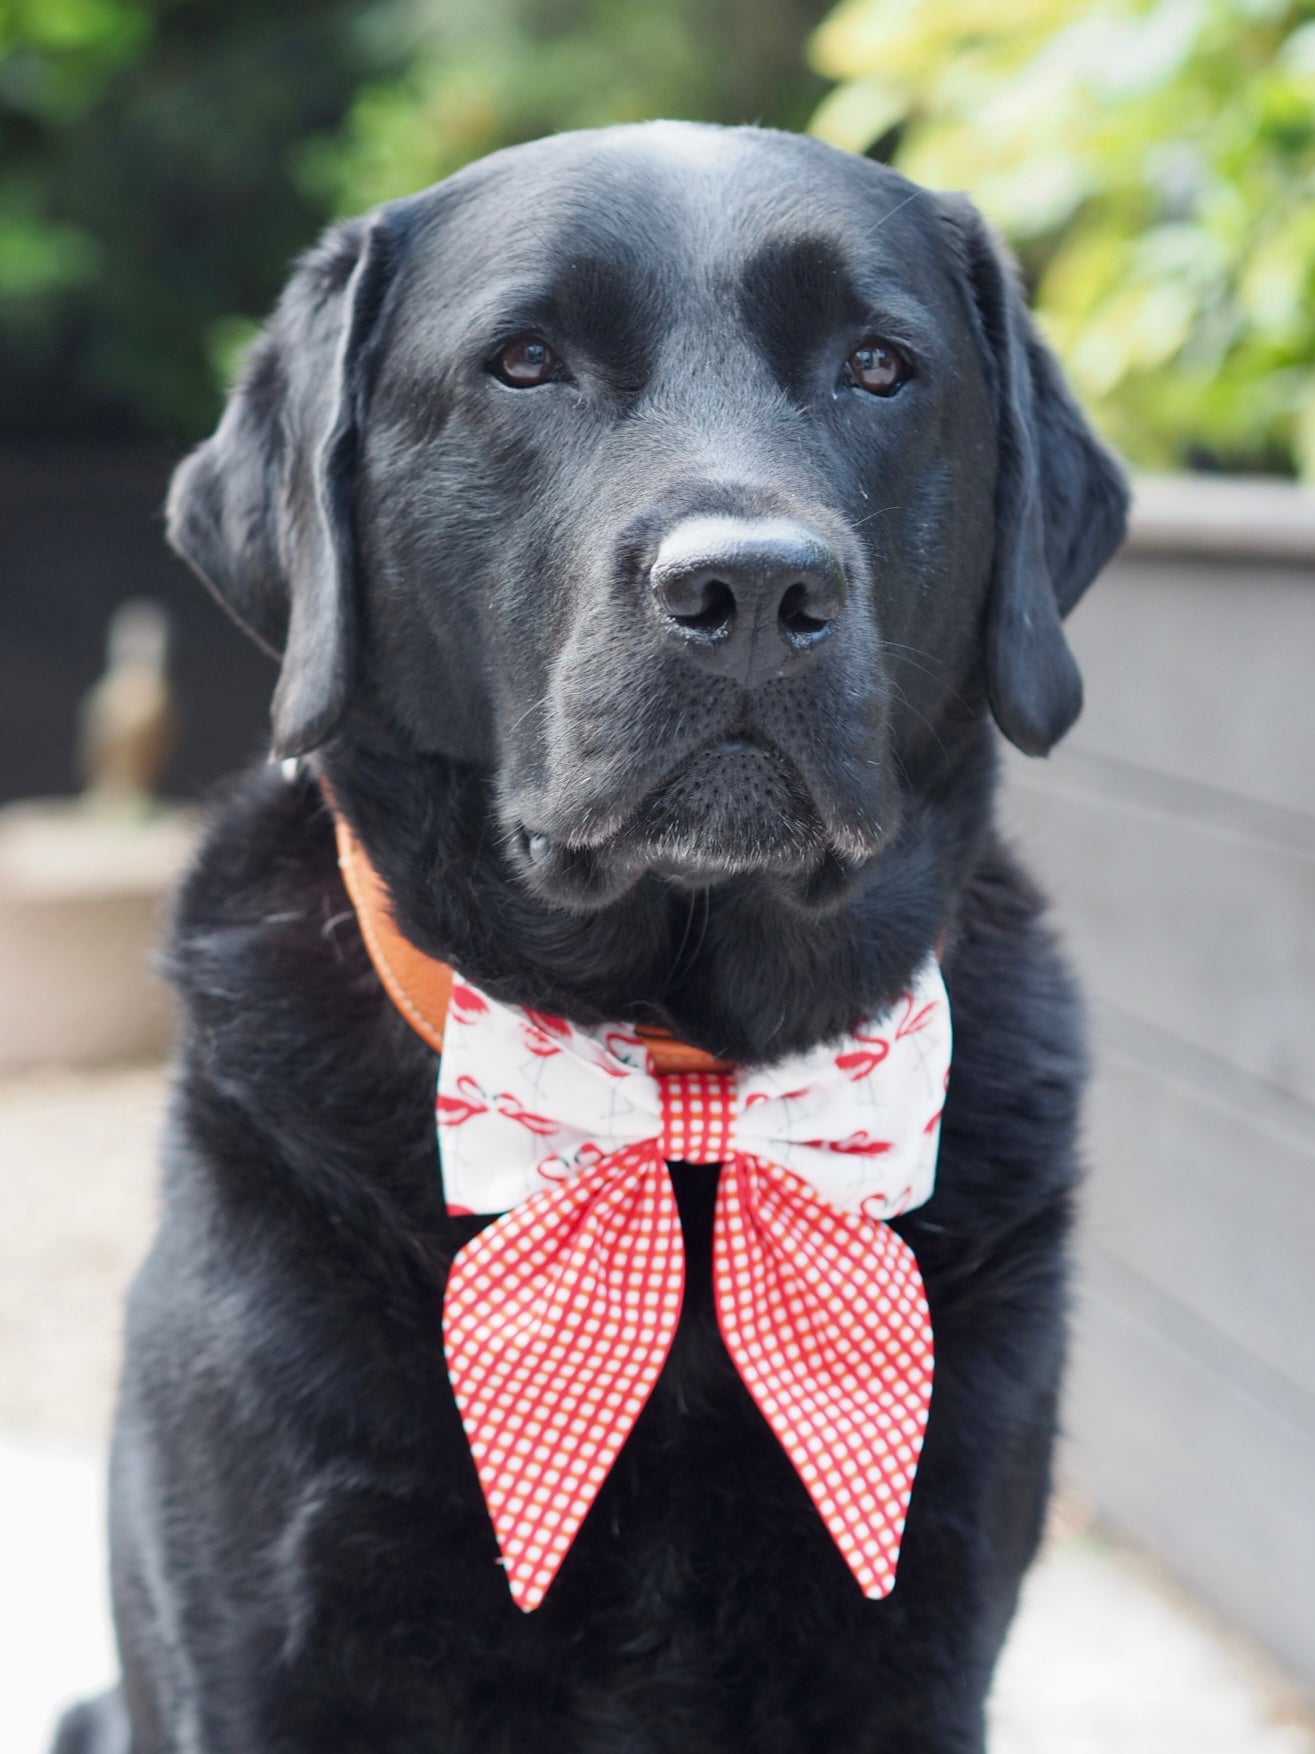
[{"left": 511, "top": 743, "right": 884, "bottom": 913}]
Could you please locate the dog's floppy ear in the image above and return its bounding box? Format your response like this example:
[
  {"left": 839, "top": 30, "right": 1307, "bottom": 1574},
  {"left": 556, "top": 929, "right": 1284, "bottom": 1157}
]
[
  {"left": 167, "top": 211, "right": 405, "bottom": 756},
  {"left": 938, "top": 195, "right": 1129, "bottom": 756}
]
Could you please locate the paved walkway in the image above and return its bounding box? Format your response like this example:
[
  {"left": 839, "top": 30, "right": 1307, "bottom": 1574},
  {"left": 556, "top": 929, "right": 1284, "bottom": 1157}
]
[{"left": 3, "top": 1066, "right": 1312, "bottom": 1752}]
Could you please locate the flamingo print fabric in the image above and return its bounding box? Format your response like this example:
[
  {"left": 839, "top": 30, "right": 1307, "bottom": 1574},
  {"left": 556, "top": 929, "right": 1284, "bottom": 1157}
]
[{"left": 437, "top": 962, "right": 951, "bottom": 1611}]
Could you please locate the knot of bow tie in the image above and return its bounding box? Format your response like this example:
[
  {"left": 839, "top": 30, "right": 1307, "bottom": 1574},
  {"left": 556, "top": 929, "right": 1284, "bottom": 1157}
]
[{"left": 436, "top": 965, "right": 951, "bottom": 1611}]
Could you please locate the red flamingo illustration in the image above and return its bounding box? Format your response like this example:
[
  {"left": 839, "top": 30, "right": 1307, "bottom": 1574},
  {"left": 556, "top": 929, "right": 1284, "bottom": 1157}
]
[
  {"left": 894, "top": 993, "right": 938, "bottom": 1039},
  {"left": 522, "top": 1010, "right": 570, "bottom": 1057},
  {"left": 494, "top": 1092, "right": 561, "bottom": 1136},
  {"left": 923, "top": 1067, "right": 951, "bottom": 1133},
  {"left": 861, "top": 1182, "right": 914, "bottom": 1221},
  {"left": 537, "top": 1140, "right": 606, "bottom": 1183},
  {"left": 798, "top": 1131, "right": 893, "bottom": 1156},
  {"left": 835, "top": 1029, "right": 889, "bottom": 1080},
  {"left": 581, "top": 1030, "right": 645, "bottom": 1077},
  {"left": 436, "top": 1073, "right": 489, "bottom": 1126},
  {"left": 449, "top": 983, "right": 489, "bottom": 1024},
  {"left": 743, "top": 1086, "right": 809, "bottom": 1108}
]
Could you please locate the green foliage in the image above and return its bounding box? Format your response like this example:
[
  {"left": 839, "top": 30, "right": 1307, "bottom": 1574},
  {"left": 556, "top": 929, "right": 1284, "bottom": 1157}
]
[
  {"left": 0, "top": 0, "right": 827, "bottom": 441},
  {"left": 0, "top": 0, "right": 373, "bottom": 439},
  {"left": 302, "top": 0, "right": 828, "bottom": 218},
  {"left": 811, "top": 0, "right": 1315, "bottom": 477}
]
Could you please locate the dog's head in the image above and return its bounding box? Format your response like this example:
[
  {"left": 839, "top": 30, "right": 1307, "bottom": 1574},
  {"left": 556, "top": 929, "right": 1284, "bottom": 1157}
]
[{"left": 169, "top": 123, "right": 1125, "bottom": 914}]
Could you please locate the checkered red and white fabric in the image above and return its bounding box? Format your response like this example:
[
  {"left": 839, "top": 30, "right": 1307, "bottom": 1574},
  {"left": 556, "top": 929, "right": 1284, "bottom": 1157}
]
[{"left": 437, "top": 963, "right": 951, "bottom": 1611}]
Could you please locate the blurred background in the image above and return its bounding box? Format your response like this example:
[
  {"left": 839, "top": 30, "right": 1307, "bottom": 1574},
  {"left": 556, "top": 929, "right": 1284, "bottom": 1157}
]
[{"left": 2, "top": 1, "right": 1313, "bottom": 1749}]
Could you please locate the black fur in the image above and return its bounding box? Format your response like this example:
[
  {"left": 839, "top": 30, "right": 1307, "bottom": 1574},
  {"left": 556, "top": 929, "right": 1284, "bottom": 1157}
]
[{"left": 59, "top": 123, "right": 1126, "bottom": 1753}]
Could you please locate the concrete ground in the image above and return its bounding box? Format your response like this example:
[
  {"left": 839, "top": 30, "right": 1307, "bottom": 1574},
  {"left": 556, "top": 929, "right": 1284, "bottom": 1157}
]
[{"left": 4, "top": 1065, "right": 1313, "bottom": 1754}]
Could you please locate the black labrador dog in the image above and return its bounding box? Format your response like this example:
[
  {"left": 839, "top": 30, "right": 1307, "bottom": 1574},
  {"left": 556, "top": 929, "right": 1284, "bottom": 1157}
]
[{"left": 57, "top": 122, "right": 1126, "bottom": 1753}]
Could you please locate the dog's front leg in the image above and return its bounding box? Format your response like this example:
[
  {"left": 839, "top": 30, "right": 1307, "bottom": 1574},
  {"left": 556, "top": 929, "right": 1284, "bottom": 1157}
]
[{"left": 718, "top": 1201, "right": 1068, "bottom": 1754}]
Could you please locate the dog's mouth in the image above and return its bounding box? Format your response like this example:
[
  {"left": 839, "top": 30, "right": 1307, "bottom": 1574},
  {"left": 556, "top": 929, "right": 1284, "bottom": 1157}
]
[
  {"left": 622, "top": 734, "right": 827, "bottom": 878},
  {"left": 511, "top": 731, "right": 883, "bottom": 906}
]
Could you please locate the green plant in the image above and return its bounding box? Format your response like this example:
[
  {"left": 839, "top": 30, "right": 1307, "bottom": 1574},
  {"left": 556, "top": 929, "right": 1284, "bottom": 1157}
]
[
  {"left": 0, "top": 0, "right": 375, "bottom": 440},
  {"left": 0, "top": 0, "right": 829, "bottom": 441},
  {"left": 810, "top": 0, "right": 1315, "bottom": 477},
  {"left": 302, "top": 0, "right": 829, "bottom": 219}
]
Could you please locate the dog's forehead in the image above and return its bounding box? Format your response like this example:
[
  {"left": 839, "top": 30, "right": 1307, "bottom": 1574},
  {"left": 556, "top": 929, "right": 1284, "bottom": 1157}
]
[{"left": 390, "top": 124, "right": 953, "bottom": 332}]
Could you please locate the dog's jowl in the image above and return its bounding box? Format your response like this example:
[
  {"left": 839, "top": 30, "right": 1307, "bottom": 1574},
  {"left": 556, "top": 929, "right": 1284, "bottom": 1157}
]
[{"left": 55, "top": 123, "right": 1127, "bottom": 1754}]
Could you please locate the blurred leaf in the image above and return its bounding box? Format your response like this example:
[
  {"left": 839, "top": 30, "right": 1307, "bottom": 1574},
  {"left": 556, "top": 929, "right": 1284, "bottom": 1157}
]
[
  {"left": 810, "top": 73, "right": 906, "bottom": 152},
  {"left": 1293, "top": 379, "right": 1315, "bottom": 480},
  {"left": 1, "top": 0, "right": 832, "bottom": 438},
  {"left": 0, "top": 206, "right": 98, "bottom": 293},
  {"left": 204, "top": 313, "right": 261, "bottom": 392},
  {"left": 312, "top": 0, "right": 832, "bottom": 219},
  {"left": 811, "top": 0, "right": 1315, "bottom": 475}
]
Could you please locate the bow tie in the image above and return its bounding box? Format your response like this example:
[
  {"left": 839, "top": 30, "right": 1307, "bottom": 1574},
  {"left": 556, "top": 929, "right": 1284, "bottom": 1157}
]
[
  {"left": 436, "top": 970, "right": 950, "bottom": 1611},
  {"left": 331, "top": 807, "right": 950, "bottom": 1614}
]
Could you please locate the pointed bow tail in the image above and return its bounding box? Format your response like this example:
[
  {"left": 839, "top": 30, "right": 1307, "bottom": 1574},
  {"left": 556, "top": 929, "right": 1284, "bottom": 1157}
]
[
  {"left": 442, "top": 1146, "right": 683, "bottom": 1611},
  {"left": 714, "top": 1155, "right": 933, "bottom": 1599}
]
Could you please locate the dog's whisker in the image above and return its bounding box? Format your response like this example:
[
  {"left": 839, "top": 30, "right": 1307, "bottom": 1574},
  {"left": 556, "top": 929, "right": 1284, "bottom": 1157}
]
[
  {"left": 851, "top": 502, "right": 904, "bottom": 529},
  {"left": 871, "top": 190, "right": 923, "bottom": 232},
  {"left": 885, "top": 681, "right": 950, "bottom": 759}
]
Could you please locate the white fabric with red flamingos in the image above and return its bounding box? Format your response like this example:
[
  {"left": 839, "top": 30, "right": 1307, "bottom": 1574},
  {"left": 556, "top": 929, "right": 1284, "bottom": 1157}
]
[{"left": 437, "top": 962, "right": 951, "bottom": 1612}]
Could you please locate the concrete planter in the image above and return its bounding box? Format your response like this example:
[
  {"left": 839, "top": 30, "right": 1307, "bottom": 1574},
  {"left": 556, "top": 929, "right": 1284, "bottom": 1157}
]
[
  {"left": 0, "top": 804, "right": 196, "bottom": 1071},
  {"left": 1003, "top": 475, "right": 1315, "bottom": 1689},
  {"left": 0, "top": 444, "right": 266, "bottom": 1069}
]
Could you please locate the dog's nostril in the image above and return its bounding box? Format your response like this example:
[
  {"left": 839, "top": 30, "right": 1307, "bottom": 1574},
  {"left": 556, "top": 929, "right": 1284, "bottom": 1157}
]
[
  {"left": 667, "top": 577, "right": 736, "bottom": 636},
  {"left": 778, "top": 582, "right": 832, "bottom": 640},
  {"left": 648, "top": 517, "right": 846, "bottom": 686}
]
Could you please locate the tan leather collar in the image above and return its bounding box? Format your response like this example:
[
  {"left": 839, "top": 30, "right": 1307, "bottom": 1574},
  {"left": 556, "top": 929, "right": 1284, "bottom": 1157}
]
[
  {"left": 332, "top": 811, "right": 732, "bottom": 1074},
  {"left": 335, "top": 812, "right": 453, "bottom": 1058}
]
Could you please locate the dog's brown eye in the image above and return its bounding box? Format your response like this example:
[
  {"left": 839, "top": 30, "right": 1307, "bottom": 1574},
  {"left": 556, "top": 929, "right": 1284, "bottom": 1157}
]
[
  {"left": 846, "top": 341, "right": 910, "bottom": 396},
  {"left": 493, "top": 335, "right": 559, "bottom": 387}
]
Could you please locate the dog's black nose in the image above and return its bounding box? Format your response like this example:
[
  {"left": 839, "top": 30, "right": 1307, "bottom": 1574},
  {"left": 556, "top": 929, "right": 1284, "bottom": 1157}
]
[{"left": 649, "top": 517, "right": 847, "bottom": 687}]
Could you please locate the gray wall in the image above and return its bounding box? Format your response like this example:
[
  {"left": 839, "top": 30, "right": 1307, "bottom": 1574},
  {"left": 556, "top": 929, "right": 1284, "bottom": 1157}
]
[{"left": 1002, "top": 477, "right": 1315, "bottom": 1687}]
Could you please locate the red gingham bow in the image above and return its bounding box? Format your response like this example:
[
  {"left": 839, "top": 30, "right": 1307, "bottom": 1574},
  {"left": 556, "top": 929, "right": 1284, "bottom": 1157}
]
[{"left": 437, "top": 970, "right": 950, "bottom": 1612}]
